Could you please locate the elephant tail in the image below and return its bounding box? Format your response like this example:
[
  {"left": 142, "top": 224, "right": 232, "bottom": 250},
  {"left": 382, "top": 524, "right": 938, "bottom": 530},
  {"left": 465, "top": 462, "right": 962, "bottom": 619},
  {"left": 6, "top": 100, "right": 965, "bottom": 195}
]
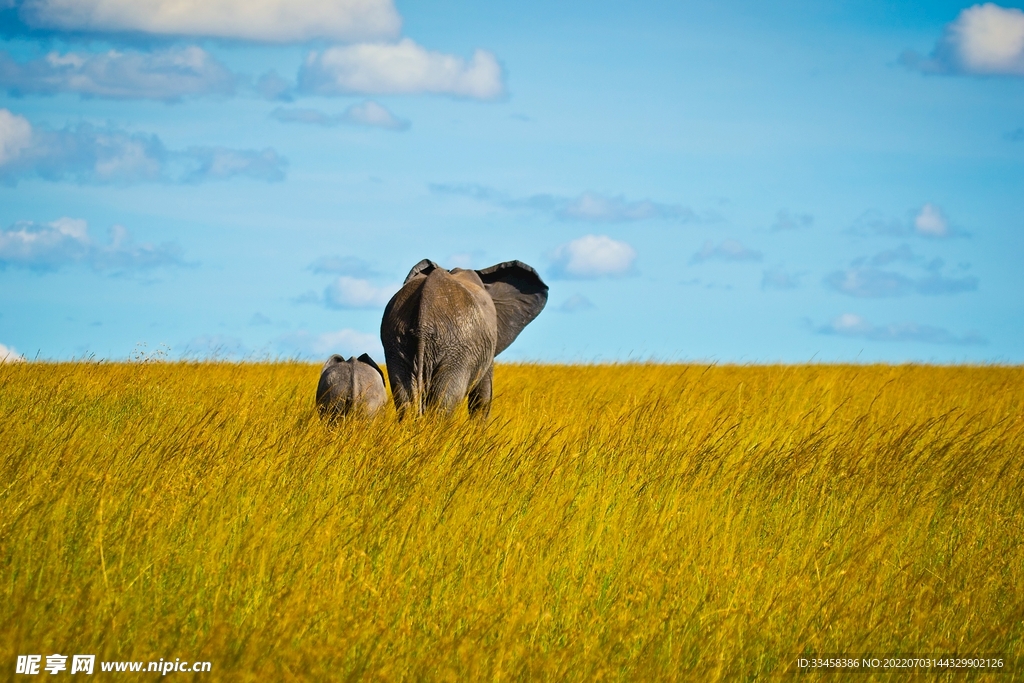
[{"left": 412, "top": 330, "right": 428, "bottom": 416}]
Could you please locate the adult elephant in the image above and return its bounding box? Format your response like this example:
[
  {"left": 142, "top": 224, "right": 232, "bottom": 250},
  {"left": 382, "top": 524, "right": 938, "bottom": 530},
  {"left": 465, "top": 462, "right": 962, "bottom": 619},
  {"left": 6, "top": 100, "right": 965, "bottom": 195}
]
[{"left": 381, "top": 259, "right": 548, "bottom": 417}]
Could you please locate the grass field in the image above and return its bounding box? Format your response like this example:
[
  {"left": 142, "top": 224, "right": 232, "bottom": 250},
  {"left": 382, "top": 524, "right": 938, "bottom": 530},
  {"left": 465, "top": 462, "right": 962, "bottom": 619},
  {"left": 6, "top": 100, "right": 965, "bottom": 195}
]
[{"left": 1, "top": 362, "right": 1022, "bottom": 680}]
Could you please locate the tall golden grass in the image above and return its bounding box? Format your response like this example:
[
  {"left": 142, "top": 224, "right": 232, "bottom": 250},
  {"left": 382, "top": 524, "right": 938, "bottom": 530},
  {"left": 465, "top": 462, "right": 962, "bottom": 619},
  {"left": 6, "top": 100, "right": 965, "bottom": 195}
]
[{"left": 1, "top": 362, "right": 1022, "bottom": 680}]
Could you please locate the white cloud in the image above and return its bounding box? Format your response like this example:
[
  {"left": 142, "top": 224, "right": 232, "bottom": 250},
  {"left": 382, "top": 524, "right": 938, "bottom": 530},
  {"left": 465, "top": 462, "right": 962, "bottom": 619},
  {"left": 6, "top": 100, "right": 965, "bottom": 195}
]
[
  {"left": 819, "top": 313, "right": 986, "bottom": 345},
  {"left": 559, "top": 192, "right": 693, "bottom": 222},
  {"left": 0, "top": 109, "right": 286, "bottom": 184},
  {"left": 0, "top": 108, "right": 32, "bottom": 166},
  {"left": 299, "top": 38, "right": 504, "bottom": 100},
  {"left": 847, "top": 207, "right": 964, "bottom": 239},
  {"left": 343, "top": 100, "right": 409, "bottom": 129},
  {"left": 901, "top": 3, "right": 1024, "bottom": 76},
  {"left": 1, "top": 343, "right": 25, "bottom": 362},
  {"left": 281, "top": 328, "right": 383, "bottom": 358},
  {"left": 0, "top": 217, "right": 89, "bottom": 267},
  {"left": 558, "top": 293, "right": 594, "bottom": 313},
  {"left": 0, "top": 217, "right": 183, "bottom": 271},
  {"left": 550, "top": 235, "right": 636, "bottom": 279},
  {"left": 947, "top": 3, "right": 1024, "bottom": 74},
  {"left": 914, "top": 203, "right": 949, "bottom": 237},
  {"left": 823, "top": 267, "right": 977, "bottom": 298},
  {"left": 256, "top": 70, "right": 294, "bottom": 101},
  {"left": 16, "top": 0, "right": 401, "bottom": 43},
  {"left": 771, "top": 209, "right": 813, "bottom": 231},
  {"left": 324, "top": 276, "right": 398, "bottom": 308},
  {"left": 271, "top": 100, "right": 409, "bottom": 130},
  {"left": 430, "top": 183, "right": 704, "bottom": 223},
  {"left": 869, "top": 243, "right": 919, "bottom": 266},
  {"left": 292, "top": 290, "right": 321, "bottom": 305},
  {"left": 827, "top": 313, "right": 873, "bottom": 335},
  {"left": 690, "top": 239, "right": 762, "bottom": 264},
  {"left": 182, "top": 147, "right": 286, "bottom": 183},
  {"left": 824, "top": 268, "right": 911, "bottom": 298},
  {"left": 761, "top": 268, "right": 802, "bottom": 290},
  {"left": 0, "top": 47, "right": 236, "bottom": 101}
]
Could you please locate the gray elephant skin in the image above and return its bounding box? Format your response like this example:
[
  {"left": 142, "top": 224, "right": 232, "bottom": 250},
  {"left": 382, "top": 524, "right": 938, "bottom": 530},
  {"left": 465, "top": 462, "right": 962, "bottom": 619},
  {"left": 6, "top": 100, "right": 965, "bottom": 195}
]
[
  {"left": 316, "top": 353, "right": 387, "bottom": 419},
  {"left": 380, "top": 259, "right": 548, "bottom": 417}
]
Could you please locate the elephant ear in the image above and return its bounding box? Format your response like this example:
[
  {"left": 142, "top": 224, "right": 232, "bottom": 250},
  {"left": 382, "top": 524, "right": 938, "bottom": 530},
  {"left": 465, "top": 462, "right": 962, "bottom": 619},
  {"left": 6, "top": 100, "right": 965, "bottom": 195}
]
[
  {"left": 356, "top": 353, "right": 385, "bottom": 385},
  {"left": 476, "top": 260, "right": 549, "bottom": 356},
  {"left": 403, "top": 259, "right": 440, "bottom": 284}
]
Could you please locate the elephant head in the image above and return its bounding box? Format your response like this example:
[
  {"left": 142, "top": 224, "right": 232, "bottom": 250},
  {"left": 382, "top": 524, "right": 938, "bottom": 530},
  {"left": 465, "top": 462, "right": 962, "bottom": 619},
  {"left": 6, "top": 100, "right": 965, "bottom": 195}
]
[
  {"left": 316, "top": 353, "right": 387, "bottom": 420},
  {"left": 380, "top": 259, "right": 548, "bottom": 418}
]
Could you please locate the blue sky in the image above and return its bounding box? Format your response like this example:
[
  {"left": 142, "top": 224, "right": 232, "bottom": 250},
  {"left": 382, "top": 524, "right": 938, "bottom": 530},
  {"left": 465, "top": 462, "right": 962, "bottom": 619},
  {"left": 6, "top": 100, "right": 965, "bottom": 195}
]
[{"left": 0, "top": 0, "right": 1022, "bottom": 363}]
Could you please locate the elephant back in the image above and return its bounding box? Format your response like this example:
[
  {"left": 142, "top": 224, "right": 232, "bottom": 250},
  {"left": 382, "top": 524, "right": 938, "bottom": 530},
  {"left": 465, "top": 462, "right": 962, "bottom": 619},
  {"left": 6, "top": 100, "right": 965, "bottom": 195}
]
[{"left": 418, "top": 268, "right": 497, "bottom": 355}]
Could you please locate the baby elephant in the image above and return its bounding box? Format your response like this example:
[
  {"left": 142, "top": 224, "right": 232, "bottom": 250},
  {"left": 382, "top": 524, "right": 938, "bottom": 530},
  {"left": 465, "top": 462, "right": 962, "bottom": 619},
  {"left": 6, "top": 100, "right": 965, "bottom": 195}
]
[{"left": 316, "top": 354, "right": 387, "bottom": 419}]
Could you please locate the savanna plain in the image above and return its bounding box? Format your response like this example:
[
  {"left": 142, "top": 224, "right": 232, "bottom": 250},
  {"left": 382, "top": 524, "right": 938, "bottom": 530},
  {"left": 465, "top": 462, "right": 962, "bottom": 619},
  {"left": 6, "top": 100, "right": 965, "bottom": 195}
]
[{"left": 1, "top": 362, "right": 1022, "bottom": 681}]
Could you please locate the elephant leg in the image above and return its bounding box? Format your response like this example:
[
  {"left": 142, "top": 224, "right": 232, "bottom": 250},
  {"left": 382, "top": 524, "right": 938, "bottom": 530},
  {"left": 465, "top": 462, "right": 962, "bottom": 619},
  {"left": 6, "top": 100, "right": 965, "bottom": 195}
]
[
  {"left": 387, "top": 362, "right": 416, "bottom": 419},
  {"left": 467, "top": 363, "right": 493, "bottom": 418},
  {"left": 425, "top": 376, "right": 468, "bottom": 415},
  {"left": 423, "top": 360, "right": 475, "bottom": 415},
  {"left": 392, "top": 384, "right": 415, "bottom": 420}
]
